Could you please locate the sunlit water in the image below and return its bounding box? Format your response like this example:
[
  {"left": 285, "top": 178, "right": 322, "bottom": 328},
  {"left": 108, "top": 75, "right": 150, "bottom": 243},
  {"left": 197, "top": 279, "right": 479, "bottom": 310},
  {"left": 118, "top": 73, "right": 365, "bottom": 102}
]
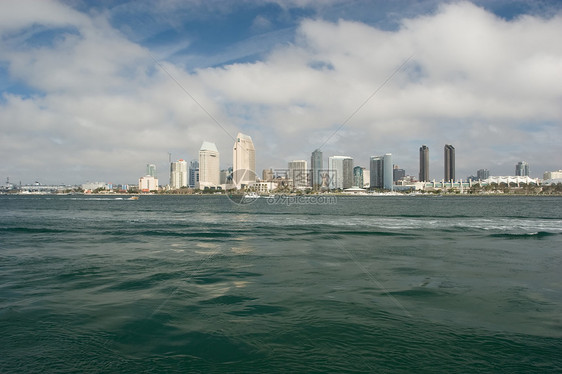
[{"left": 1, "top": 195, "right": 561, "bottom": 373}]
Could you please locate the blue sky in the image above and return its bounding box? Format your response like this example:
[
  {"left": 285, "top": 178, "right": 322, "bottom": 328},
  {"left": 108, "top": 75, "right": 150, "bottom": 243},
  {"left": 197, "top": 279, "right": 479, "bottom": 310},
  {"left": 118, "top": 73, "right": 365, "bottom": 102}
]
[{"left": 1, "top": 0, "right": 561, "bottom": 184}]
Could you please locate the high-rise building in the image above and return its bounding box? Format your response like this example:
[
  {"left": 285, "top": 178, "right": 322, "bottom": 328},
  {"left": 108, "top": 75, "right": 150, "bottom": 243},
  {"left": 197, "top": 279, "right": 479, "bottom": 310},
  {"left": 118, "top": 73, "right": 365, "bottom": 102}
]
[
  {"left": 328, "top": 156, "right": 353, "bottom": 190},
  {"left": 146, "top": 164, "right": 157, "bottom": 178},
  {"left": 288, "top": 160, "right": 308, "bottom": 188},
  {"left": 262, "top": 168, "right": 274, "bottom": 181},
  {"left": 383, "top": 154, "right": 393, "bottom": 190},
  {"left": 419, "top": 145, "right": 429, "bottom": 182},
  {"left": 311, "top": 149, "right": 323, "bottom": 188},
  {"left": 362, "top": 170, "right": 370, "bottom": 188},
  {"left": 353, "top": 166, "right": 364, "bottom": 188},
  {"left": 370, "top": 154, "right": 393, "bottom": 190},
  {"left": 198, "top": 141, "right": 220, "bottom": 189},
  {"left": 477, "top": 169, "right": 489, "bottom": 180},
  {"left": 393, "top": 165, "right": 405, "bottom": 182},
  {"left": 188, "top": 160, "right": 199, "bottom": 188},
  {"left": 370, "top": 156, "right": 384, "bottom": 189},
  {"left": 170, "top": 159, "right": 188, "bottom": 189},
  {"left": 233, "top": 133, "right": 256, "bottom": 189},
  {"left": 515, "top": 161, "right": 529, "bottom": 177},
  {"left": 444, "top": 144, "right": 455, "bottom": 181}
]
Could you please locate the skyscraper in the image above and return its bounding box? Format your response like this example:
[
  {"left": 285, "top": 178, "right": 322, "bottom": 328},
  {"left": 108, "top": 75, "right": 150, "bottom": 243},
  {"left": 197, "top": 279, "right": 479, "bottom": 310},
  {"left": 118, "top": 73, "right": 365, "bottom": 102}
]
[
  {"left": 383, "top": 153, "right": 393, "bottom": 190},
  {"left": 370, "top": 156, "right": 384, "bottom": 189},
  {"left": 328, "top": 156, "right": 353, "bottom": 190},
  {"left": 188, "top": 160, "right": 199, "bottom": 188},
  {"left": 515, "top": 161, "right": 529, "bottom": 176},
  {"left": 353, "top": 166, "right": 364, "bottom": 188},
  {"left": 393, "top": 165, "right": 405, "bottom": 182},
  {"left": 444, "top": 144, "right": 455, "bottom": 182},
  {"left": 419, "top": 145, "right": 429, "bottom": 182},
  {"left": 477, "top": 169, "right": 489, "bottom": 180},
  {"left": 146, "top": 164, "right": 157, "bottom": 178},
  {"left": 288, "top": 160, "right": 308, "bottom": 188},
  {"left": 198, "top": 141, "right": 220, "bottom": 189},
  {"left": 370, "top": 153, "right": 393, "bottom": 190},
  {"left": 311, "top": 149, "right": 323, "bottom": 189},
  {"left": 232, "top": 133, "right": 256, "bottom": 189},
  {"left": 170, "top": 159, "right": 188, "bottom": 189}
]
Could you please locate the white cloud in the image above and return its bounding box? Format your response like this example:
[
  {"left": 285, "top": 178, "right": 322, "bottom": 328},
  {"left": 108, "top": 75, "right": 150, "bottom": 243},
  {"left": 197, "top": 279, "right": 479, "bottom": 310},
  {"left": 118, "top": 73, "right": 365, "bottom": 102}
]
[{"left": 1, "top": 1, "right": 561, "bottom": 184}]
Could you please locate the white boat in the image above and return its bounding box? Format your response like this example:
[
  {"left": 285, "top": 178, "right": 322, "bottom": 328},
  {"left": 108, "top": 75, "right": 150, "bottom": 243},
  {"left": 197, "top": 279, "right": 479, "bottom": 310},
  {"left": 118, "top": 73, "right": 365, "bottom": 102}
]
[{"left": 243, "top": 192, "right": 260, "bottom": 199}]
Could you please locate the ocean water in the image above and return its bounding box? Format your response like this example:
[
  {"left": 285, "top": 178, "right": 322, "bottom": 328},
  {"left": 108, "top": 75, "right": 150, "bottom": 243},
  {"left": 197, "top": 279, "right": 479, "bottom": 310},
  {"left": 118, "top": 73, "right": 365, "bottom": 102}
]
[{"left": 1, "top": 194, "right": 561, "bottom": 373}]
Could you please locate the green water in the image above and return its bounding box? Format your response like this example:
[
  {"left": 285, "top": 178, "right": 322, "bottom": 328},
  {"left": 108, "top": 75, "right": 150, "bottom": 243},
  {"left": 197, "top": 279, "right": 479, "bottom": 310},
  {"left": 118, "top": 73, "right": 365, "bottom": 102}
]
[{"left": 1, "top": 195, "right": 561, "bottom": 373}]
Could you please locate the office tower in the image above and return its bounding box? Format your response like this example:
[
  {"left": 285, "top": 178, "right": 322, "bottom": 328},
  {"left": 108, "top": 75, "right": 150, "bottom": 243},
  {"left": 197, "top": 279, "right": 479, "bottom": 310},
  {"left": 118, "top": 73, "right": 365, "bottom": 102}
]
[
  {"left": 262, "top": 168, "right": 274, "bottom": 181},
  {"left": 188, "top": 160, "right": 199, "bottom": 188},
  {"left": 198, "top": 141, "right": 220, "bottom": 189},
  {"left": 311, "top": 149, "right": 323, "bottom": 188},
  {"left": 353, "top": 166, "right": 364, "bottom": 188},
  {"left": 419, "top": 145, "right": 429, "bottom": 181},
  {"left": 170, "top": 159, "right": 188, "bottom": 189},
  {"left": 362, "top": 170, "right": 370, "bottom": 188},
  {"left": 515, "top": 161, "right": 529, "bottom": 176},
  {"left": 146, "top": 164, "right": 157, "bottom": 178},
  {"left": 393, "top": 165, "right": 405, "bottom": 182},
  {"left": 370, "top": 156, "right": 384, "bottom": 189},
  {"left": 383, "top": 154, "right": 393, "bottom": 190},
  {"left": 477, "top": 169, "right": 489, "bottom": 180},
  {"left": 288, "top": 160, "right": 308, "bottom": 188},
  {"left": 370, "top": 154, "right": 393, "bottom": 190},
  {"left": 444, "top": 144, "right": 455, "bottom": 181},
  {"left": 328, "top": 156, "right": 353, "bottom": 189},
  {"left": 233, "top": 133, "right": 256, "bottom": 188}
]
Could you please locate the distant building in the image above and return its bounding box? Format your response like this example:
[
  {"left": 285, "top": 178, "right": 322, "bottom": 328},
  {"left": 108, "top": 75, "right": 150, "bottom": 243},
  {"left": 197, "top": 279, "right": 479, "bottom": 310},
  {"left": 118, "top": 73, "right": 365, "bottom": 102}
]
[
  {"left": 370, "top": 154, "right": 393, "bottom": 190},
  {"left": 198, "top": 141, "right": 220, "bottom": 189},
  {"left": 220, "top": 168, "right": 232, "bottom": 184},
  {"left": 393, "top": 165, "right": 405, "bottom": 182},
  {"left": 288, "top": 160, "right": 308, "bottom": 188},
  {"left": 139, "top": 175, "right": 158, "bottom": 192},
  {"left": 328, "top": 156, "right": 353, "bottom": 190},
  {"left": 311, "top": 149, "right": 323, "bottom": 188},
  {"left": 262, "top": 168, "right": 274, "bottom": 181},
  {"left": 477, "top": 169, "right": 490, "bottom": 180},
  {"left": 543, "top": 170, "right": 562, "bottom": 180},
  {"left": 353, "top": 166, "right": 365, "bottom": 188},
  {"left": 170, "top": 159, "right": 188, "bottom": 189},
  {"left": 146, "top": 164, "right": 157, "bottom": 178},
  {"left": 444, "top": 144, "right": 455, "bottom": 181},
  {"left": 188, "top": 160, "right": 199, "bottom": 188},
  {"left": 233, "top": 133, "right": 256, "bottom": 189},
  {"left": 515, "top": 161, "right": 530, "bottom": 177},
  {"left": 419, "top": 145, "right": 429, "bottom": 182},
  {"left": 362, "top": 170, "right": 370, "bottom": 189}
]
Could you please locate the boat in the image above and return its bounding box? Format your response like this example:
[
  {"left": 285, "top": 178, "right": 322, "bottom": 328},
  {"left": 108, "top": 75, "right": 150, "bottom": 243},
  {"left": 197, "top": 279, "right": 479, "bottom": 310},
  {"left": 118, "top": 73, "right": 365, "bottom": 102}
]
[
  {"left": 127, "top": 196, "right": 139, "bottom": 200},
  {"left": 243, "top": 192, "right": 260, "bottom": 199}
]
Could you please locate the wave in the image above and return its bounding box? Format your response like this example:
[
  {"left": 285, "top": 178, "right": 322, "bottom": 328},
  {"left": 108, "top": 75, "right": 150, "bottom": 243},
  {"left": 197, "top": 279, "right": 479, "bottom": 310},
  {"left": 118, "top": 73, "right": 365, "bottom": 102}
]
[
  {"left": 0, "top": 227, "right": 73, "bottom": 234},
  {"left": 487, "top": 231, "right": 560, "bottom": 239}
]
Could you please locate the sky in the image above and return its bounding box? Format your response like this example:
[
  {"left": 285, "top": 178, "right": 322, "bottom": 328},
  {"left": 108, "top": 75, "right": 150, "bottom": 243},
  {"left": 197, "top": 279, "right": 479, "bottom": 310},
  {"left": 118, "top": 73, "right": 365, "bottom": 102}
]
[{"left": 1, "top": 0, "right": 561, "bottom": 185}]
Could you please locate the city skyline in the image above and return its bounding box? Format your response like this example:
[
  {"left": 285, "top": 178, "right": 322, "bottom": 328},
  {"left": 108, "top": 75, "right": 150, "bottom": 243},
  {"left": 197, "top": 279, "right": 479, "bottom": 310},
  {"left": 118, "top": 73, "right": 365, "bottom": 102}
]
[{"left": 1, "top": 1, "right": 561, "bottom": 185}]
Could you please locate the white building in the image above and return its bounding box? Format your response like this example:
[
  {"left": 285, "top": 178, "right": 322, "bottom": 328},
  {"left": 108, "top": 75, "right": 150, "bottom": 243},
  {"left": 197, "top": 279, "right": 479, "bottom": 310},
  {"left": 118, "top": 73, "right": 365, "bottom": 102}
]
[
  {"left": 139, "top": 175, "right": 158, "bottom": 191},
  {"left": 170, "top": 159, "right": 188, "bottom": 189},
  {"left": 328, "top": 156, "right": 353, "bottom": 190},
  {"left": 198, "top": 141, "right": 220, "bottom": 189},
  {"left": 288, "top": 160, "right": 308, "bottom": 188},
  {"left": 544, "top": 170, "right": 562, "bottom": 180},
  {"left": 233, "top": 133, "right": 256, "bottom": 189}
]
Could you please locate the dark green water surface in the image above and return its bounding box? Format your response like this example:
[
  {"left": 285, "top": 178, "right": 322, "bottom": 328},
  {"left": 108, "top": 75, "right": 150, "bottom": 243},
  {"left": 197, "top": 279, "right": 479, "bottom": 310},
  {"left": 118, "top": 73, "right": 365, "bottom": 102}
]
[{"left": 1, "top": 195, "right": 561, "bottom": 373}]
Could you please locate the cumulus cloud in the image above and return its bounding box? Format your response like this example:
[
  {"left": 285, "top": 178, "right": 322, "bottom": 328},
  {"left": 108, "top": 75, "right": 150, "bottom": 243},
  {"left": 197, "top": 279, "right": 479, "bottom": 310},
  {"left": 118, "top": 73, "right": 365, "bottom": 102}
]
[{"left": 1, "top": 1, "right": 561, "bottom": 184}]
